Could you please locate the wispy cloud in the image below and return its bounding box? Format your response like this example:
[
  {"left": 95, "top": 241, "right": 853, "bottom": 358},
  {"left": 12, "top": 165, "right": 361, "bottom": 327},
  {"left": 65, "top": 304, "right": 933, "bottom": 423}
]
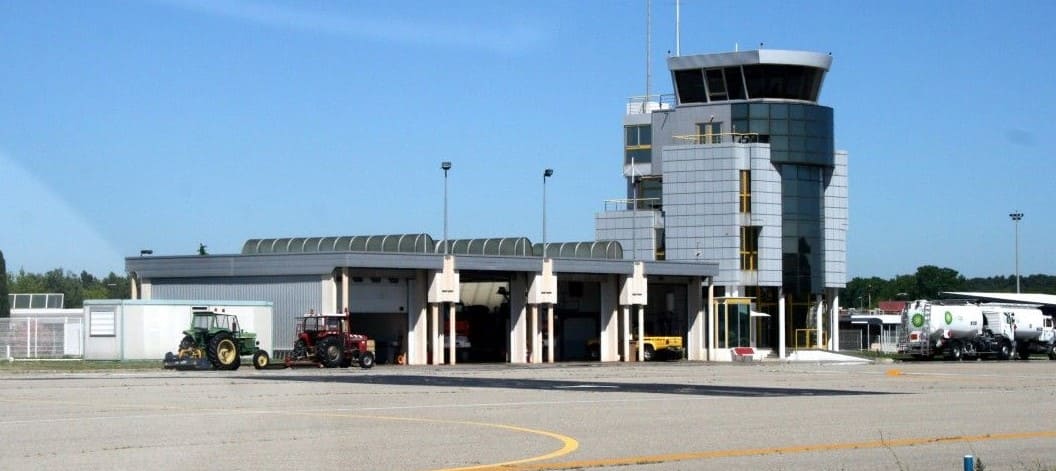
[{"left": 154, "top": 0, "right": 549, "bottom": 54}]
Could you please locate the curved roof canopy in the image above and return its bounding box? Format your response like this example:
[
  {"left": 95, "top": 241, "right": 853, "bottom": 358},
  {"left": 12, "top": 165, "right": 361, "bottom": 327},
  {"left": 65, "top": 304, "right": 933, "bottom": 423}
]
[
  {"left": 242, "top": 235, "right": 624, "bottom": 260},
  {"left": 242, "top": 234, "right": 435, "bottom": 255}
]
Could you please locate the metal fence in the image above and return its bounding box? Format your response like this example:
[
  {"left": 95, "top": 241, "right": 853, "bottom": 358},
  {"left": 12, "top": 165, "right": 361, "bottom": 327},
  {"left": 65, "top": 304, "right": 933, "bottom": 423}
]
[
  {"left": 0, "top": 317, "right": 83, "bottom": 360},
  {"left": 838, "top": 328, "right": 901, "bottom": 353}
]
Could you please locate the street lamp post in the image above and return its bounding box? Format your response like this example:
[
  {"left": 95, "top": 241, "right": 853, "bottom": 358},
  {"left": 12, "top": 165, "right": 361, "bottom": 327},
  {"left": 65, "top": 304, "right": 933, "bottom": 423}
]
[
  {"left": 442, "top": 161, "right": 452, "bottom": 255},
  {"left": 1010, "top": 211, "right": 1023, "bottom": 293},
  {"left": 542, "top": 168, "right": 554, "bottom": 258}
]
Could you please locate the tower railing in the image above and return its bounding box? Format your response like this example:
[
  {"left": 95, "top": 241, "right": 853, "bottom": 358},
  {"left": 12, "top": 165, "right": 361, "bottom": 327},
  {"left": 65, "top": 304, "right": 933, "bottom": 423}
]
[
  {"left": 626, "top": 94, "right": 675, "bottom": 115},
  {"left": 672, "top": 132, "right": 760, "bottom": 145}
]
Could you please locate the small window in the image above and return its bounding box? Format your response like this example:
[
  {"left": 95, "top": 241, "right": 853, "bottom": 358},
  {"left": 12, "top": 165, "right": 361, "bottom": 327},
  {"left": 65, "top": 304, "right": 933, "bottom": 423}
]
[
  {"left": 739, "top": 170, "right": 752, "bottom": 213},
  {"left": 696, "top": 122, "right": 722, "bottom": 144},
  {"left": 740, "top": 226, "right": 760, "bottom": 271}
]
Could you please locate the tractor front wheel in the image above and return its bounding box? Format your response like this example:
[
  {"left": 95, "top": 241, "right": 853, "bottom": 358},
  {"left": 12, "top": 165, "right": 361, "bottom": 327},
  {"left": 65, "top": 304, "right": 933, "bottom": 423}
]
[
  {"left": 291, "top": 339, "right": 308, "bottom": 360},
  {"left": 318, "top": 337, "right": 344, "bottom": 368},
  {"left": 208, "top": 333, "right": 241, "bottom": 370},
  {"left": 179, "top": 335, "right": 195, "bottom": 350},
  {"left": 359, "top": 351, "right": 375, "bottom": 369},
  {"left": 253, "top": 350, "right": 270, "bottom": 369}
]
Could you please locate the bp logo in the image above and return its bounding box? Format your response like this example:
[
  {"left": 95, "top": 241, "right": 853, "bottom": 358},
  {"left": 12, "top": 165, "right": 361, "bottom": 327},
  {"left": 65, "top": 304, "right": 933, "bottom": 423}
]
[
  {"left": 945, "top": 311, "right": 953, "bottom": 325},
  {"left": 911, "top": 313, "right": 924, "bottom": 328}
]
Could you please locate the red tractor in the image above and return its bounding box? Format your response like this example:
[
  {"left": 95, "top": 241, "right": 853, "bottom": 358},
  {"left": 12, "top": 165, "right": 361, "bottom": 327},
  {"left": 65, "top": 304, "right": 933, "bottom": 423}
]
[{"left": 288, "top": 313, "right": 375, "bottom": 369}]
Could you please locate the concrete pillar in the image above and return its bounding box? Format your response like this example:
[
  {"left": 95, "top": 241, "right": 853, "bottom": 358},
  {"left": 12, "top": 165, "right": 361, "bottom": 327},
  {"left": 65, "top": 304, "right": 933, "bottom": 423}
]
[
  {"left": 430, "top": 303, "right": 442, "bottom": 365},
  {"left": 341, "top": 267, "right": 350, "bottom": 311},
  {"left": 528, "top": 304, "right": 540, "bottom": 363},
  {"left": 636, "top": 305, "right": 645, "bottom": 362},
  {"left": 621, "top": 305, "right": 631, "bottom": 362},
  {"left": 321, "top": 274, "right": 337, "bottom": 313},
  {"left": 599, "top": 275, "right": 619, "bottom": 362},
  {"left": 778, "top": 288, "right": 786, "bottom": 359},
  {"left": 706, "top": 281, "right": 714, "bottom": 361},
  {"left": 830, "top": 290, "right": 840, "bottom": 351},
  {"left": 448, "top": 302, "right": 456, "bottom": 365},
  {"left": 407, "top": 271, "right": 428, "bottom": 365},
  {"left": 815, "top": 293, "right": 824, "bottom": 348},
  {"left": 546, "top": 304, "right": 554, "bottom": 363},
  {"left": 687, "top": 277, "right": 704, "bottom": 361},
  {"left": 509, "top": 274, "right": 528, "bottom": 363}
]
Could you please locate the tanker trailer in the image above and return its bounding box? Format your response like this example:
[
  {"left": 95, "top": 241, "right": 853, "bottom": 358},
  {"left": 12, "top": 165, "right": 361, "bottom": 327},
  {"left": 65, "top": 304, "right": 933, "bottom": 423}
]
[{"left": 900, "top": 300, "right": 982, "bottom": 360}]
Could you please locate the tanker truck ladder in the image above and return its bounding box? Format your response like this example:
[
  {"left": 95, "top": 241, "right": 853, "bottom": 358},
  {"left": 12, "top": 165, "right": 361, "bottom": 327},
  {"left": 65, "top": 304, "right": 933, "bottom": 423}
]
[{"left": 920, "top": 303, "right": 933, "bottom": 357}]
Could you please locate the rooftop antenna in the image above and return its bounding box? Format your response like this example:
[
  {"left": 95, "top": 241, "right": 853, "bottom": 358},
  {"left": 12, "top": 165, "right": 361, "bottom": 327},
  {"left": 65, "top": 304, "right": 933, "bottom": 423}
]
[
  {"left": 645, "top": 0, "right": 652, "bottom": 112},
  {"left": 675, "top": 0, "right": 680, "bottom": 56}
]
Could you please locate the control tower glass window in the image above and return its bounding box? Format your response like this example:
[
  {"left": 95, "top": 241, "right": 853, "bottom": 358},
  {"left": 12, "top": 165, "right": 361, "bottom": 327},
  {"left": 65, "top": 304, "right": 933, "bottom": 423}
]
[{"left": 625, "top": 124, "right": 652, "bottom": 164}]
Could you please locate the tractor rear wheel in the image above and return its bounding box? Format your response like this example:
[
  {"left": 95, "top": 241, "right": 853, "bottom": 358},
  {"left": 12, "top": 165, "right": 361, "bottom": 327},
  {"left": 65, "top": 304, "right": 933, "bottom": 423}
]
[
  {"left": 359, "top": 351, "right": 375, "bottom": 369},
  {"left": 253, "top": 350, "right": 270, "bottom": 369},
  {"left": 318, "top": 337, "right": 344, "bottom": 368},
  {"left": 208, "top": 333, "right": 241, "bottom": 370}
]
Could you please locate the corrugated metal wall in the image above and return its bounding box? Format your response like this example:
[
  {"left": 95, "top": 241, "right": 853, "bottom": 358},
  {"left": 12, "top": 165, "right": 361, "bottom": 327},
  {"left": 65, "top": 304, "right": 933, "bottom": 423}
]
[{"left": 150, "top": 276, "right": 321, "bottom": 350}]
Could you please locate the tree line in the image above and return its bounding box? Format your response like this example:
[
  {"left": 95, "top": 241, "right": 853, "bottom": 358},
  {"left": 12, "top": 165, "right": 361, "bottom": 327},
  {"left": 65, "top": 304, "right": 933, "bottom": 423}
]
[
  {"left": 1, "top": 255, "right": 131, "bottom": 316},
  {"left": 844, "top": 265, "right": 1056, "bottom": 309}
]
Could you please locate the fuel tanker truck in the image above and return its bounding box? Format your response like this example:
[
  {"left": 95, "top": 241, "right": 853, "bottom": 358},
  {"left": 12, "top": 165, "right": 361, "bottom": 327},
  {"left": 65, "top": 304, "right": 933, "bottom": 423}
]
[{"left": 898, "top": 299, "right": 1056, "bottom": 360}]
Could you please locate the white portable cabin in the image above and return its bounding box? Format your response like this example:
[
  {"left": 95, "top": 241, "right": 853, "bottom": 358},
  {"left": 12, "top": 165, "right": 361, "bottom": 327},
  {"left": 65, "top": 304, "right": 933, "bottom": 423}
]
[{"left": 83, "top": 300, "right": 273, "bottom": 361}]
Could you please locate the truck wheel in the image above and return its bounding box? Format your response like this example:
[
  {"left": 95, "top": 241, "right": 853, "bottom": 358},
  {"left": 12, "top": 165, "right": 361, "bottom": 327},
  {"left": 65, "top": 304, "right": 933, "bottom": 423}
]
[
  {"left": 643, "top": 344, "right": 655, "bottom": 361},
  {"left": 359, "top": 351, "right": 375, "bottom": 369},
  {"left": 253, "top": 350, "right": 270, "bottom": 369},
  {"left": 997, "top": 340, "right": 1013, "bottom": 361},
  {"left": 318, "top": 337, "right": 344, "bottom": 368},
  {"left": 208, "top": 333, "right": 241, "bottom": 370},
  {"left": 1016, "top": 343, "right": 1031, "bottom": 361},
  {"left": 947, "top": 341, "right": 963, "bottom": 361},
  {"left": 1048, "top": 344, "right": 1056, "bottom": 361}
]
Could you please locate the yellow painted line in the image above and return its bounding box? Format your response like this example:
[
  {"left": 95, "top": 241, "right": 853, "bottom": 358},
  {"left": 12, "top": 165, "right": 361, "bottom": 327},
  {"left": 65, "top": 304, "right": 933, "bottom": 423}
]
[
  {"left": 0, "top": 396, "right": 579, "bottom": 471},
  {"left": 486, "top": 430, "right": 1056, "bottom": 470}
]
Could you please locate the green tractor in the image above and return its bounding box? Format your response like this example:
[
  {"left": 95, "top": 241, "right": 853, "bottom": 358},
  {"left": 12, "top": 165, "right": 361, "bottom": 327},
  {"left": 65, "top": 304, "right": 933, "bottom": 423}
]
[{"left": 163, "top": 309, "right": 270, "bottom": 370}]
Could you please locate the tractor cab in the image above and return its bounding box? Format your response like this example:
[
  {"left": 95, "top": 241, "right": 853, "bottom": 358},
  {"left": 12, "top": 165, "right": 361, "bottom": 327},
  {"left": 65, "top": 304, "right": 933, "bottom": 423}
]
[{"left": 298, "top": 314, "right": 346, "bottom": 335}]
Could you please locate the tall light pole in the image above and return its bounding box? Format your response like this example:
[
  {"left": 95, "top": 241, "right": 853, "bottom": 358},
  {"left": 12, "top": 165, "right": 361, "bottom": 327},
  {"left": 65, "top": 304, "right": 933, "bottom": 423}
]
[
  {"left": 441, "top": 161, "right": 452, "bottom": 255},
  {"left": 1010, "top": 211, "right": 1023, "bottom": 293},
  {"left": 542, "top": 168, "right": 554, "bottom": 258}
]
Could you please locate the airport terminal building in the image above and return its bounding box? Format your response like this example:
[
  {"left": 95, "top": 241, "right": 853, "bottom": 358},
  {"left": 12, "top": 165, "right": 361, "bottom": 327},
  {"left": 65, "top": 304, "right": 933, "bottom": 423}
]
[{"left": 125, "top": 49, "right": 847, "bottom": 365}]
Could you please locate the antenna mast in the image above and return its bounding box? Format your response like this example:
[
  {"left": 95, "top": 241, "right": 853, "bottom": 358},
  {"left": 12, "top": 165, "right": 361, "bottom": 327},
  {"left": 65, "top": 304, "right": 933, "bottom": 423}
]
[
  {"left": 645, "top": 0, "right": 652, "bottom": 110},
  {"left": 675, "top": 0, "right": 680, "bottom": 56}
]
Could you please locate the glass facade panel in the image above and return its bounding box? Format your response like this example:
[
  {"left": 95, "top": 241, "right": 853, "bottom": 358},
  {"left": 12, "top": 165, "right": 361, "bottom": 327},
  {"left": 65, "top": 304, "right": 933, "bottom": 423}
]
[
  {"left": 748, "top": 103, "right": 770, "bottom": 119},
  {"left": 770, "top": 103, "right": 789, "bottom": 119},
  {"left": 674, "top": 69, "right": 707, "bottom": 104},
  {"left": 706, "top": 69, "right": 727, "bottom": 101},
  {"left": 625, "top": 148, "right": 651, "bottom": 164},
  {"left": 781, "top": 165, "right": 824, "bottom": 296},
  {"left": 724, "top": 67, "right": 746, "bottom": 100}
]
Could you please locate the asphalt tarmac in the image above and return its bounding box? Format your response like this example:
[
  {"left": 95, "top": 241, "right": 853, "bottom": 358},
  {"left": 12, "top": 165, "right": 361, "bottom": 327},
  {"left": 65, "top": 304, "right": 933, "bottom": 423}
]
[{"left": 2, "top": 359, "right": 1054, "bottom": 470}]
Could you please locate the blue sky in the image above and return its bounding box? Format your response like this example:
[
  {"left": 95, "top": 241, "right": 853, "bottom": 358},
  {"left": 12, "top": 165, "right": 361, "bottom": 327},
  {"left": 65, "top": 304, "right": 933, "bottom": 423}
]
[{"left": 1, "top": 0, "right": 1053, "bottom": 280}]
